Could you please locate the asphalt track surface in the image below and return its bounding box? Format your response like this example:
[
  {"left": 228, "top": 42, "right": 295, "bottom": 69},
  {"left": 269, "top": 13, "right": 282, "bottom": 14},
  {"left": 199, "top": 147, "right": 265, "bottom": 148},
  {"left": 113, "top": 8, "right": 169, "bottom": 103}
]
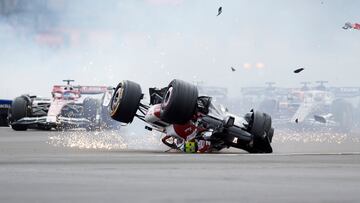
[{"left": 0, "top": 127, "right": 360, "bottom": 203}]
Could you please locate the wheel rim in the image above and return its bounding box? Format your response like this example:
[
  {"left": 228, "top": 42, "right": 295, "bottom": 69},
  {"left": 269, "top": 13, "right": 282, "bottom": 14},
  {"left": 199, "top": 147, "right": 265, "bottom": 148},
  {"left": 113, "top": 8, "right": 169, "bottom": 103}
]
[
  {"left": 162, "top": 86, "right": 173, "bottom": 107},
  {"left": 111, "top": 84, "right": 124, "bottom": 114}
]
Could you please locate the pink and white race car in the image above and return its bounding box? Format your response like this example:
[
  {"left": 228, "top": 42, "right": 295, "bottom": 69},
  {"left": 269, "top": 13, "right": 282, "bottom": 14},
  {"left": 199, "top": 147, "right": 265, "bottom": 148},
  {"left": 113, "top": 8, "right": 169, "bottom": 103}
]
[{"left": 9, "top": 80, "right": 117, "bottom": 131}]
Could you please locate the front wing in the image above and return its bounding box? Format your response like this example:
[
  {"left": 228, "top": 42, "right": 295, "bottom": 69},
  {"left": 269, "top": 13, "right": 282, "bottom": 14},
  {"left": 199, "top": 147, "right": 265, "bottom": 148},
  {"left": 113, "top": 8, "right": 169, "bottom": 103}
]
[{"left": 11, "top": 116, "right": 94, "bottom": 129}]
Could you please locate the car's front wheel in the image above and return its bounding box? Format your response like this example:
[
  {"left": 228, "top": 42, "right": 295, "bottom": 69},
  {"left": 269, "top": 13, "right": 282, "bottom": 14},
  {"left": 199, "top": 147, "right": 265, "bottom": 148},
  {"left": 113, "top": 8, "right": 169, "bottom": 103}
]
[
  {"left": 110, "top": 80, "right": 142, "bottom": 123},
  {"left": 10, "top": 96, "right": 31, "bottom": 131}
]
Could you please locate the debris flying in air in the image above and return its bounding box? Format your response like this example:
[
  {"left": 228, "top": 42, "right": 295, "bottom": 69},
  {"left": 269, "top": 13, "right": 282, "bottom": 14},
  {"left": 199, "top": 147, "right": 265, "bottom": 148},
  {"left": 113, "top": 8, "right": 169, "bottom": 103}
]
[
  {"left": 217, "top": 7, "right": 222, "bottom": 16},
  {"left": 295, "top": 118, "right": 299, "bottom": 123},
  {"left": 294, "top": 68, "right": 304, "bottom": 73},
  {"left": 314, "top": 115, "right": 327, "bottom": 123}
]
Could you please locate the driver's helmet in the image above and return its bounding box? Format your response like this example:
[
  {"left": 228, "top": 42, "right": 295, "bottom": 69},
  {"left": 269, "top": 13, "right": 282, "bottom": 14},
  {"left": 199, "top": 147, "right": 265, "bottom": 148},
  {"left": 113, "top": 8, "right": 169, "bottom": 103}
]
[{"left": 63, "top": 91, "right": 78, "bottom": 100}]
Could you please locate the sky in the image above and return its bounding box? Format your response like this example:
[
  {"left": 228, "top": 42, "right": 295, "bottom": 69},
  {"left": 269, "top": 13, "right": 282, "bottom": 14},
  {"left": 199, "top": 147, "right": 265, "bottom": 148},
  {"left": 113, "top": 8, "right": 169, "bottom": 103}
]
[{"left": 0, "top": 0, "right": 359, "bottom": 99}]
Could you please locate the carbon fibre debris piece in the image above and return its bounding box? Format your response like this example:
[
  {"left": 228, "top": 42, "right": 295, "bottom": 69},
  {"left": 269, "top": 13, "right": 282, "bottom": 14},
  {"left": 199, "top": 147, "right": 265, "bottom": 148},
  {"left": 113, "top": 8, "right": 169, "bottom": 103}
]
[
  {"left": 217, "top": 7, "right": 222, "bottom": 16},
  {"left": 294, "top": 68, "right": 304, "bottom": 73}
]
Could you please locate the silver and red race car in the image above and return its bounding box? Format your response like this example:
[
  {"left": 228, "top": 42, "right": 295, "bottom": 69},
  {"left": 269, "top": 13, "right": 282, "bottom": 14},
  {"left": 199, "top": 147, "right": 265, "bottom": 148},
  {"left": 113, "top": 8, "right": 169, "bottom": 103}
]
[
  {"left": 109, "top": 79, "right": 274, "bottom": 153},
  {"left": 9, "top": 80, "right": 117, "bottom": 131}
]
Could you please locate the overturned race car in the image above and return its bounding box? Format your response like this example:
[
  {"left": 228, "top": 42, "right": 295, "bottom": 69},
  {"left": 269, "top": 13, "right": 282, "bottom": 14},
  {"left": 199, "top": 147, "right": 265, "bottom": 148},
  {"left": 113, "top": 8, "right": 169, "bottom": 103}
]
[
  {"left": 110, "top": 79, "right": 274, "bottom": 153},
  {"left": 9, "top": 80, "right": 118, "bottom": 131}
]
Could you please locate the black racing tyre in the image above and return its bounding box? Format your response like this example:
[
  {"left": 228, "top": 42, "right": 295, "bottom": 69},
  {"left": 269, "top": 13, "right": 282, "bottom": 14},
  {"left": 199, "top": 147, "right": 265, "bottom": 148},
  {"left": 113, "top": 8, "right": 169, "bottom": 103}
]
[
  {"left": 331, "top": 99, "right": 354, "bottom": 130},
  {"left": 267, "top": 127, "right": 274, "bottom": 143},
  {"left": 11, "top": 124, "right": 27, "bottom": 131},
  {"left": 263, "top": 113, "right": 272, "bottom": 133},
  {"left": 243, "top": 110, "right": 273, "bottom": 153},
  {"left": 110, "top": 80, "right": 142, "bottom": 123},
  {"left": 160, "top": 79, "right": 198, "bottom": 124},
  {"left": 245, "top": 139, "right": 273, "bottom": 153},
  {"left": 10, "top": 96, "right": 31, "bottom": 131},
  {"left": 249, "top": 111, "right": 269, "bottom": 139}
]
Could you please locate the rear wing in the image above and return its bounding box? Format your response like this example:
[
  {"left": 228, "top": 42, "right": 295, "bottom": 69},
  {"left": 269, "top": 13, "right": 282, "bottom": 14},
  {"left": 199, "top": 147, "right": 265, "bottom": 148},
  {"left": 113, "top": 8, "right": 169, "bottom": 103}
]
[
  {"left": 79, "top": 86, "right": 111, "bottom": 94},
  {"left": 52, "top": 85, "right": 113, "bottom": 95}
]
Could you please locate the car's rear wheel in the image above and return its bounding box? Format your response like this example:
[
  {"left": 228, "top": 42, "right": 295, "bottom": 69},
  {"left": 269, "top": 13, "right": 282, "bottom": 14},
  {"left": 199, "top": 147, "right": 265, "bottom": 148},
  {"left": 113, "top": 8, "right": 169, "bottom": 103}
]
[
  {"left": 160, "top": 79, "right": 198, "bottom": 124},
  {"left": 110, "top": 80, "right": 142, "bottom": 123},
  {"left": 246, "top": 110, "right": 273, "bottom": 153},
  {"left": 10, "top": 96, "right": 31, "bottom": 131},
  {"left": 249, "top": 111, "right": 272, "bottom": 139}
]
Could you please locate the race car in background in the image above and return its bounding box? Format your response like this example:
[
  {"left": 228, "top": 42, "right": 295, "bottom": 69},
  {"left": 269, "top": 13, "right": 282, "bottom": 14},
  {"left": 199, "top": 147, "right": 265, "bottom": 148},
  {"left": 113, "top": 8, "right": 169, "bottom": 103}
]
[
  {"left": 0, "top": 99, "right": 12, "bottom": 126},
  {"left": 8, "top": 80, "right": 118, "bottom": 131},
  {"left": 109, "top": 79, "right": 274, "bottom": 153},
  {"left": 241, "top": 81, "right": 360, "bottom": 132},
  {"left": 239, "top": 82, "right": 290, "bottom": 118}
]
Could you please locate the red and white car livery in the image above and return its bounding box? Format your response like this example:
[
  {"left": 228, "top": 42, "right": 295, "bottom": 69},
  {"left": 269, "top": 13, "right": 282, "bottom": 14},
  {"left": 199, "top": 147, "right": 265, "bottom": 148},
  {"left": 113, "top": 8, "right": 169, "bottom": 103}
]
[{"left": 109, "top": 79, "right": 274, "bottom": 153}]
